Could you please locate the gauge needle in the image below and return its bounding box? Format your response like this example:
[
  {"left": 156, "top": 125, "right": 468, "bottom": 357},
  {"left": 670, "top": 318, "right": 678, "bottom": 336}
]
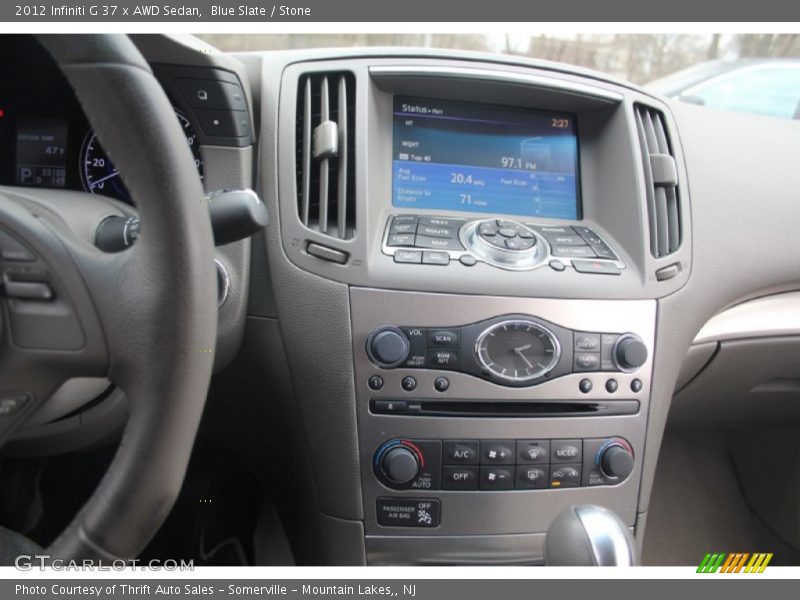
[
  {"left": 90, "top": 170, "right": 120, "bottom": 188},
  {"left": 513, "top": 344, "right": 533, "bottom": 368}
]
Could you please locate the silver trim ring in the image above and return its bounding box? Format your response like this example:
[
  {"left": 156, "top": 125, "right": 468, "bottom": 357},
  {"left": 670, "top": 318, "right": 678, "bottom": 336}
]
[
  {"left": 215, "top": 259, "right": 230, "bottom": 308},
  {"left": 474, "top": 318, "right": 562, "bottom": 383}
]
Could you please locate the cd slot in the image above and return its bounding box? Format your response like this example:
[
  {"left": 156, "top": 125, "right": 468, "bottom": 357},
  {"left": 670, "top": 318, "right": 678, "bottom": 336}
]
[{"left": 370, "top": 399, "right": 639, "bottom": 418}]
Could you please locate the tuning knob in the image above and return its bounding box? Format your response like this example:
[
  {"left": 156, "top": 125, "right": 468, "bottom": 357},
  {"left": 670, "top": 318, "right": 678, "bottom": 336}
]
[
  {"left": 613, "top": 334, "right": 648, "bottom": 372},
  {"left": 599, "top": 442, "right": 634, "bottom": 480},
  {"left": 366, "top": 326, "right": 410, "bottom": 368}
]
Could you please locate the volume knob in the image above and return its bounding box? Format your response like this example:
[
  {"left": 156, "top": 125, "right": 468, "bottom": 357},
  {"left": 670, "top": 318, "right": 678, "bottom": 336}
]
[
  {"left": 613, "top": 334, "right": 648, "bottom": 372},
  {"left": 367, "top": 326, "right": 410, "bottom": 369}
]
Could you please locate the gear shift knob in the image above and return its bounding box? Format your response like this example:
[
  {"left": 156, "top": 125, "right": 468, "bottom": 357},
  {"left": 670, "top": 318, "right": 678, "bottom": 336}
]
[{"left": 544, "top": 505, "right": 636, "bottom": 566}]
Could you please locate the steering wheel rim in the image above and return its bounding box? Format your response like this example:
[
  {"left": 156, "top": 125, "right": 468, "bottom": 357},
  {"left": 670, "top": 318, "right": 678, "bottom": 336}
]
[{"left": 4, "top": 34, "right": 218, "bottom": 560}]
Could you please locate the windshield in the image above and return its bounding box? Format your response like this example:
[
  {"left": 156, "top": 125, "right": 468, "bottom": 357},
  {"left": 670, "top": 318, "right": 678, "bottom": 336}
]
[{"left": 198, "top": 33, "right": 800, "bottom": 119}]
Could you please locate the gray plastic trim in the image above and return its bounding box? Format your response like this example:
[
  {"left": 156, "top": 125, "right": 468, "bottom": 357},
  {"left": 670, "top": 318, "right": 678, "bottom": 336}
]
[
  {"left": 694, "top": 292, "right": 800, "bottom": 344},
  {"left": 369, "top": 65, "right": 625, "bottom": 103}
]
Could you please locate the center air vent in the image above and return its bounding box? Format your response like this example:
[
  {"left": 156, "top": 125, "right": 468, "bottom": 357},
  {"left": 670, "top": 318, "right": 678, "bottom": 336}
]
[
  {"left": 634, "top": 104, "right": 681, "bottom": 258},
  {"left": 296, "top": 72, "right": 356, "bottom": 240}
]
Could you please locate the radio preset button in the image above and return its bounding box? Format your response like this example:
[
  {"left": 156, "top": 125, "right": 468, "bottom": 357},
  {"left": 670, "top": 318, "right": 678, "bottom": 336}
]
[{"left": 434, "top": 377, "right": 450, "bottom": 392}]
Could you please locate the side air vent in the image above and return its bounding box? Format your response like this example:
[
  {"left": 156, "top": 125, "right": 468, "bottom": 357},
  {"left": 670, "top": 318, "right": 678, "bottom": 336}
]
[
  {"left": 634, "top": 103, "right": 681, "bottom": 258},
  {"left": 296, "top": 72, "right": 356, "bottom": 240}
]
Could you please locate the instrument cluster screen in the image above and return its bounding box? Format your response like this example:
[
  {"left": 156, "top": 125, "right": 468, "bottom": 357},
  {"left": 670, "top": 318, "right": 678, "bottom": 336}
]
[
  {"left": 392, "top": 96, "right": 580, "bottom": 219},
  {"left": 15, "top": 118, "right": 68, "bottom": 188}
]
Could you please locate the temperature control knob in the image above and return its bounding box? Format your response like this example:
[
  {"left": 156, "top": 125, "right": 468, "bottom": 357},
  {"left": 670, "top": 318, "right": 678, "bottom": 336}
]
[
  {"left": 380, "top": 446, "right": 420, "bottom": 485},
  {"left": 613, "top": 334, "right": 648, "bottom": 372},
  {"left": 366, "top": 326, "right": 410, "bottom": 368},
  {"left": 599, "top": 443, "right": 634, "bottom": 480}
]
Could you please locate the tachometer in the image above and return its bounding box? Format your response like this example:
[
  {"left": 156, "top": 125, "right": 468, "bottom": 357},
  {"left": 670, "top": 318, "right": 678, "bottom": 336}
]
[{"left": 80, "top": 108, "right": 203, "bottom": 202}]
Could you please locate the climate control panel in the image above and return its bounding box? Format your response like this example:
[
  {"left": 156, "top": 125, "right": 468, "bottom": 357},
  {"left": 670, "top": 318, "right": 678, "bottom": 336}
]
[
  {"left": 365, "top": 314, "right": 647, "bottom": 387},
  {"left": 373, "top": 437, "right": 634, "bottom": 491}
]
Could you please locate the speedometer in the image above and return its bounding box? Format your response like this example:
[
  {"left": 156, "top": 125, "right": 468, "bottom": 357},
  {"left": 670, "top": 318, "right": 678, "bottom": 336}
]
[{"left": 80, "top": 108, "right": 203, "bottom": 202}]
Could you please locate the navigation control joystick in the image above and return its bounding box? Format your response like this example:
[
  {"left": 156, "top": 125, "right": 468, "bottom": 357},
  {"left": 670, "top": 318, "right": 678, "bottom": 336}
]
[{"left": 460, "top": 218, "right": 546, "bottom": 270}]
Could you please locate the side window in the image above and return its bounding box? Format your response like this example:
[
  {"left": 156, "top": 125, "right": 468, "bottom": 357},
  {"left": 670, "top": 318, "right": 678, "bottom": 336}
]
[{"left": 684, "top": 67, "right": 800, "bottom": 119}]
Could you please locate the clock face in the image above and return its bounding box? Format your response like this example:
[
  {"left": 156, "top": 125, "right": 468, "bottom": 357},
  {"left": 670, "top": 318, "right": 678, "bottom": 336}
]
[{"left": 475, "top": 319, "right": 561, "bottom": 383}]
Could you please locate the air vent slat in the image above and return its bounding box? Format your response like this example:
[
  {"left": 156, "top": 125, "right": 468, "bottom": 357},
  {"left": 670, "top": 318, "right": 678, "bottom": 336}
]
[
  {"left": 295, "top": 71, "right": 356, "bottom": 240},
  {"left": 301, "top": 78, "right": 312, "bottom": 226},
  {"left": 337, "top": 75, "right": 348, "bottom": 236},
  {"left": 634, "top": 103, "right": 681, "bottom": 259}
]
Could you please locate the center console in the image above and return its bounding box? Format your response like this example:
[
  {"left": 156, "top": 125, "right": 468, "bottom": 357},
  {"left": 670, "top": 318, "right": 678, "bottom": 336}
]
[{"left": 265, "top": 52, "right": 691, "bottom": 564}]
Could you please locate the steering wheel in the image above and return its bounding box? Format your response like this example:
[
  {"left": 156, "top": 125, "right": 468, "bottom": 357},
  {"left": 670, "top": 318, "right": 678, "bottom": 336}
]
[{"left": 0, "top": 35, "right": 217, "bottom": 559}]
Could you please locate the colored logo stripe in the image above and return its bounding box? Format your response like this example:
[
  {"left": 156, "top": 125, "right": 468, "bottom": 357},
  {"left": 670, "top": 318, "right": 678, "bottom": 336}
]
[{"left": 697, "top": 552, "right": 773, "bottom": 573}]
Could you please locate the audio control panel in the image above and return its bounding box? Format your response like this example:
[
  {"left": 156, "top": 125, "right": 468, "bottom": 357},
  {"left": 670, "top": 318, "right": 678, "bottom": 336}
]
[
  {"left": 366, "top": 314, "right": 648, "bottom": 387},
  {"left": 373, "top": 437, "right": 634, "bottom": 493}
]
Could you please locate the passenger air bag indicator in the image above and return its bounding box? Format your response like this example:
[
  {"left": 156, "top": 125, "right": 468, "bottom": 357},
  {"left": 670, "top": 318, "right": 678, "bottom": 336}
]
[{"left": 376, "top": 498, "right": 440, "bottom": 527}]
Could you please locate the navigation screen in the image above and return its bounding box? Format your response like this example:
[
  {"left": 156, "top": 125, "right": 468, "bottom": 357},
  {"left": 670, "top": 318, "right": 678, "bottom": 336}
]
[{"left": 392, "top": 97, "right": 580, "bottom": 219}]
